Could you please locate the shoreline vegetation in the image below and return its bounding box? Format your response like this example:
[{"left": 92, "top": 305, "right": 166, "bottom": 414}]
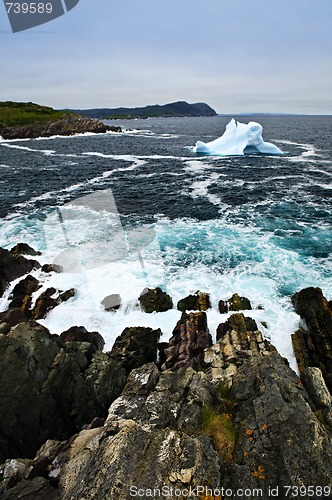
[
  {"left": 0, "top": 102, "right": 121, "bottom": 140},
  {"left": 0, "top": 243, "right": 332, "bottom": 497}
]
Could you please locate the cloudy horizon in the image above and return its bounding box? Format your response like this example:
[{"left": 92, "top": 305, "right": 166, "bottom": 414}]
[{"left": 1, "top": 0, "right": 332, "bottom": 114}]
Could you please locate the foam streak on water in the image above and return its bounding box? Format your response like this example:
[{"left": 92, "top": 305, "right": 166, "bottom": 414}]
[{"left": 0, "top": 116, "right": 331, "bottom": 371}]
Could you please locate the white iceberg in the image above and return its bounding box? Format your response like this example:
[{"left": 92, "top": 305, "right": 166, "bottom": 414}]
[{"left": 194, "top": 119, "right": 283, "bottom": 156}]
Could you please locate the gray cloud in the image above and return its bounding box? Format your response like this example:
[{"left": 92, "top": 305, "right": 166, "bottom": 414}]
[{"left": 1, "top": 0, "right": 331, "bottom": 113}]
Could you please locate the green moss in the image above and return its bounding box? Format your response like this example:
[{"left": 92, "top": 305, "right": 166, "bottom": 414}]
[{"left": 0, "top": 101, "right": 75, "bottom": 128}]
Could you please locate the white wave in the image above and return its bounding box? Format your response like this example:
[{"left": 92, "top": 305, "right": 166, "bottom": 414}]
[
  {"left": 1, "top": 143, "right": 56, "bottom": 155},
  {"left": 316, "top": 183, "right": 332, "bottom": 190}
]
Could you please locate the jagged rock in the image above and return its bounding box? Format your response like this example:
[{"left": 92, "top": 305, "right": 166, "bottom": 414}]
[
  {"left": 6, "top": 348, "right": 332, "bottom": 499},
  {"left": 205, "top": 313, "right": 272, "bottom": 385},
  {"left": 0, "top": 247, "right": 40, "bottom": 297},
  {"left": 8, "top": 274, "right": 41, "bottom": 316},
  {"left": 60, "top": 326, "right": 105, "bottom": 352},
  {"left": 10, "top": 243, "right": 41, "bottom": 257},
  {"left": 41, "top": 264, "right": 63, "bottom": 274},
  {"left": 32, "top": 287, "right": 75, "bottom": 320},
  {"left": 218, "top": 293, "right": 252, "bottom": 313},
  {"left": 139, "top": 287, "right": 173, "bottom": 313},
  {"left": 177, "top": 291, "right": 211, "bottom": 311},
  {"left": 110, "top": 326, "right": 161, "bottom": 370},
  {"left": 291, "top": 287, "right": 332, "bottom": 392},
  {"left": 101, "top": 293, "right": 121, "bottom": 311},
  {"left": 0, "top": 322, "right": 138, "bottom": 463},
  {"left": 216, "top": 313, "right": 258, "bottom": 341},
  {"left": 160, "top": 311, "right": 212, "bottom": 371}
]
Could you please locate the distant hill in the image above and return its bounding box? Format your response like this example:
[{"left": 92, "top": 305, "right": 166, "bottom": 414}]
[{"left": 68, "top": 101, "right": 217, "bottom": 119}]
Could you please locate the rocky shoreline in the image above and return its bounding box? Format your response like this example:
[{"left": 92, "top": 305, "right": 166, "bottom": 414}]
[
  {"left": 0, "top": 116, "right": 121, "bottom": 140},
  {"left": 1, "top": 244, "right": 332, "bottom": 499}
]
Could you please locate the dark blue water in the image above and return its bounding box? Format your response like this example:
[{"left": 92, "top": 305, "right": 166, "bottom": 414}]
[{"left": 0, "top": 116, "right": 331, "bottom": 362}]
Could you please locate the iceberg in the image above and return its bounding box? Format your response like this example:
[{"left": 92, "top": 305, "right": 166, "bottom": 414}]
[{"left": 194, "top": 118, "right": 283, "bottom": 156}]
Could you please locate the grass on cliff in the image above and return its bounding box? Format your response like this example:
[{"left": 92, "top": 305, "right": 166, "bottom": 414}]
[
  {"left": 0, "top": 101, "right": 75, "bottom": 128},
  {"left": 201, "top": 405, "right": 237, "bottom": 461}
]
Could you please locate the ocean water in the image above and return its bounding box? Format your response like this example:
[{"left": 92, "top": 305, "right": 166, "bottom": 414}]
[{"left": 0, "top": 116, "right": 331, "bottom": 369}]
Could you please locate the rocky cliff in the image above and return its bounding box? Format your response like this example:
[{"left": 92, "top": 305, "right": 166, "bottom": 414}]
[
  {"left": 0, "top": 115, "right": 121, "bottom": 140},
  {"left": 0, "top": 246, "right": 332, "bottom": 499}
]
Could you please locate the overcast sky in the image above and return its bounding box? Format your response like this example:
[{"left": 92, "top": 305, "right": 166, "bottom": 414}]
[{"left": 1, "top": 0, "right": 332, "bottom": 114}]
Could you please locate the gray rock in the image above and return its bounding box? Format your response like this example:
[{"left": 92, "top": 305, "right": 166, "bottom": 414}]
[{"left": 101, "top": 293, "right": 121, "bottom": 311}]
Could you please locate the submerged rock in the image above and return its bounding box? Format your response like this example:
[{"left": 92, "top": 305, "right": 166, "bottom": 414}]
[
  {"left": 177, "top": 291, "right": 211, "bottom": 312},
  {"left": 139, "top": 287, "right": 173, "bottom": 313},
  {"left": 291, "top": 287, "right": 332, "bottom": 392}
]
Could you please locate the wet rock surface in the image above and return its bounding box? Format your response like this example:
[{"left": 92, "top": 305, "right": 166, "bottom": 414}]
[
  {"left": 177, "top": 291, "right": 211, "bottom": 311},
  {"left": 219, "top": 292, "right": 252, "bottom": 313},
  {"left": 139, "top": 287, "right": 173, "bottom": 313}
]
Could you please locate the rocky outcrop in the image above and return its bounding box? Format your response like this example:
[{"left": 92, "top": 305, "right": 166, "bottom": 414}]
[
  {"left": 60, "top": 326, "right": 105, "bottom": 352},
  {"left": 219, "top": 293, "right": 252, "bottom": 313},
  {"left": 41, "top": 264, "right": 63, "bottom": 274},
  {"left": 0, "top": 247, "right": 40, "bottom": 297},
  {"left": 216, "top": 313, "right": 258, "bottom": 341},
  {"left": 110, "top": 326, "right": 161, "bottom": 371},
  {"left": 0, "top": 322, "right": 161, "bottom": 464},
  {"left": 3, "top": 345, "right": 332, "bottom": 499},
  {"left": 10, "top": 243, "right": 41, "bottom": 257},
  {"left": 177, "top": 291, "right": 211, "bottom": 312},
  {"left": 205, "top": 313, "right": 273, "bottom": 386},
  {"left": 32, "top": 287, "right": 76, "bottom": 320},
  {"left": 0, "top": 116, "right": 121, "bottom": 140},
  {"left": 291, "top": 287, "right": 332, "bottom": 392},
  {"left": 8, "top": 275, "right": 41, "bottom": 316},
  {"left": 1, "top": 286, "right": 332, "bottom": 499},
  {"left": 160, "top": 311, "right": 212, "bottom": 371},
  {"left": 139, "top": 287, "right": 173, "bottom": 313}
]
